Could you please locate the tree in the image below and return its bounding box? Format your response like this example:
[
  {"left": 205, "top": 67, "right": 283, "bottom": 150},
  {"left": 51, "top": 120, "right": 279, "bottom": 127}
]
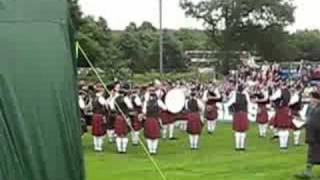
[
  {"left": 148, "top": 30, "right": 186, "bottom": 72},
  {"left": 291, "top": 30, "right": 320, "bottom": 61},
  {"left": 175, "top": 29, "right": 212, "bottom": 51},
  {"left": 180, "top": 0, "right": 295, "bottom": 73}
]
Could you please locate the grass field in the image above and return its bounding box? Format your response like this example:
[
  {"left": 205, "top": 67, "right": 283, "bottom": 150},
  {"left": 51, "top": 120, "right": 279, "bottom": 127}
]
[{"left": 82, "top": 123, "right": 319, "bottom": 180}]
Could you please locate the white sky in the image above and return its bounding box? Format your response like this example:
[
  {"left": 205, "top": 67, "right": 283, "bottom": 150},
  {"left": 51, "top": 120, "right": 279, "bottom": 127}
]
[{"left": 79, "top": 0, "right": 320, "bottom": 32}]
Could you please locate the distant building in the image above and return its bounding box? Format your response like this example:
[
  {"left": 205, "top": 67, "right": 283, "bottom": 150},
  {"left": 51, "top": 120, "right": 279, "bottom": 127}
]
[{"left": 185, "top": 50, "right": 261, "bottom": 73}]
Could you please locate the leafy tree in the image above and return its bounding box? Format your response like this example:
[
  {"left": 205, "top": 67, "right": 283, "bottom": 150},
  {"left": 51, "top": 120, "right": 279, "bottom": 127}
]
[
  {"left": 291, "top": 30, "right": 320, "bottom": 61},
  {"left": 148, "top": 30, "right": 185, "bottom": 72},
  {"left": 180, "top": 0, "right": 295, "bottom": 73}
]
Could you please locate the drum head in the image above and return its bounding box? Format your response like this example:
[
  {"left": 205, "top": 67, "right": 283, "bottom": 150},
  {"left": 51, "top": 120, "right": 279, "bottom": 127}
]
[{"left": 165, "top": 89, "right": 186, "bottom": 114}]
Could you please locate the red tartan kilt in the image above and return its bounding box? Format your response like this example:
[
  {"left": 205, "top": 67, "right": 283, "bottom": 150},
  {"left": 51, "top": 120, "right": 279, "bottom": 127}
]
[
  {"left": 92, "top": 113, "right": 106, "bottom": 136},
  {"left": 205, "top": 105, "right": 218, "bottom": 121},
  {"left": 131, "top": 115, "right": 142, "bottom": 131},
  {"left": 269, "top": 116, "right": 275, "bottom": 126},
  {"left": 274, "top": 107, "right": 291, "bottom": 129},
  {"left": 144, "top": 117, "right": 161, "bottom": 139},
  {"left": 174, "top": 112, "right": 188, "bottom": 121},
  {"left": 187, "top": 112, "right": 202, "bottom": 135},
  {"left": 233, "top": 111, "right": 249, "bottom": 132},
  {"left": 160, "top": 110, "right": 175, "bottom": 125},
  {"left": 114, "top": 115, "right": 129, "bottom": 136},
  {"left": 256, "top": 106, "right": 269, "bottom": 124}
]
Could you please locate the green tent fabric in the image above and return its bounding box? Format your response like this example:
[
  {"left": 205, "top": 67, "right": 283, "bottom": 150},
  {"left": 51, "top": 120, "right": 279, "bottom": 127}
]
[{"left": 0, "top": 1, "right": 85, "bottom": 180}]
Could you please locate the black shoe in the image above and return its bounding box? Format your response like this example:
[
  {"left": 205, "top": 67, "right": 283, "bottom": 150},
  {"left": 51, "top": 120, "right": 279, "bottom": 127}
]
[
  {"left": 132, "top": 143, "right": 139, "bottom": 146},
  {"left": 208, "top": 131, "right": 213, "bottom": 134},
  {"left": 240, "top": 148, "right": 246, "bottom": 151},
  {"left": 271, "top": 135, "right": 279, "bottom": 140},
  {"left": 169, "top": 137, "right": 178, "bottom": 140}
]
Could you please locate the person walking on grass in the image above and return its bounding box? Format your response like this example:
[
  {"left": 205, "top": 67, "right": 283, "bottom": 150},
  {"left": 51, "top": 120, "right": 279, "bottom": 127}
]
[{"left": 295, "top": 91, "right": 320, "bottom": 179}]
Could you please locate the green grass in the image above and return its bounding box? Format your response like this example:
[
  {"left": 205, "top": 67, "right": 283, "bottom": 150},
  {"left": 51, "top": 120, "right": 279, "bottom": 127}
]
[{"left": 83, "top": 123, "right": 319, "bottom": 180}]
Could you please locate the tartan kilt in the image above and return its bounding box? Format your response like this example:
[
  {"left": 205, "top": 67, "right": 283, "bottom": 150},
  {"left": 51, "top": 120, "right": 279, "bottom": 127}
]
[
  {"left": 233, "top": 111, "right": 249, "bottom": 132},
  {"left": 92, "top": 113, "right": 106, "bottom": 136},
  {"left": 131, "top": 114, "right": 142, "bottom": 131},
  {"left": 174, "top": 112, "right": 188, "bottom": 121},
  {"left": 144, "top": 117, "right": 161, "bottom": 140},
  {"left": 274, "top": 106, "right": 291, "bottom": 129},
  {"left": 114, "top": 115, "right": 129, "bottom": 137},
  {"left": 186, "top": 112, "right": 203, "bottom": 135},
  {"left": 256, "top": 105, "right": 269, "bottom": 124},
  {"left": 160, "top": 110, "right": 175, "bottom": 125},
  {"left": 205, "top": 105, "right": 218, "bottom": 121}
]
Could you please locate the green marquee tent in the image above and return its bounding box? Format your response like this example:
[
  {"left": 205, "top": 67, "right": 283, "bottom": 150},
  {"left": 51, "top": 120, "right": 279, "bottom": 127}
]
[{"left": 0, "top": 1, "right": 85, "bottom": 180}]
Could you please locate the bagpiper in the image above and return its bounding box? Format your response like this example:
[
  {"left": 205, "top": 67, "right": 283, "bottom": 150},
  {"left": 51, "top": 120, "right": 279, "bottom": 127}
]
[
  {"left": 186, "top": 89, "right": 204, "bottom": 150},
  {"left": 112, "top": 83, "right": 133, "bottom": 154},
  {"left": 270, "top": 81, "right": 291, "bottom": 151},
  {"left": 143, "top": 87, "right": 167, "bottom": 155},
  {"left": 255, "top": 84, "right": 269, "bottom": 137},
  {"left": 226, "top": 84, "right": 250, "bottom": 151},
  {"left": 91, "top": 84, "right": 107, "bottom": 152},
  {"left": 202, "top": 85, "right": 221, "bottom": 134}
]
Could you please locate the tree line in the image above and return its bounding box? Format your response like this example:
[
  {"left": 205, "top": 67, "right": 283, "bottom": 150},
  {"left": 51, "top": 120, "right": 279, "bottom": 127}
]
[{"left": 68, "top": 0, "right": 320, "bottom": 79}]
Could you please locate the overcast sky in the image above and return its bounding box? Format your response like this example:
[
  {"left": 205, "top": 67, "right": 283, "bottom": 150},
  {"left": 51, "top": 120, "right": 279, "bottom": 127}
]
[{"left": 79, "top": 0, "right": 320, "bottom": 32}]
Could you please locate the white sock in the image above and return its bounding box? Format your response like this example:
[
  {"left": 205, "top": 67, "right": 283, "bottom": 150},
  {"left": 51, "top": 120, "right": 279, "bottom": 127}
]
[
  {"left": 273, "top": 127, "right": 279, "bottom": 136},
  {"left": 162, "top": 125, "right": 168, "bottom": 139},
  {"left": 262, "top": 124, "right": 268, "bottom": 137},
  {"left": 212, "top": 121, "right": 217, "bottom": 132},
  {"left": 207, "top": 121, "right": 212, "bottom": 132},
  {"left": 279, "top": 130, "right": 289, "bottom": 149},
  {"left": 169, "top": 123, "right": 175, "bottom": 138},
  {"left": 194, "top": 135, "right": 199, "bottom": 149},
  {"left": 153, "top": 139, "right": 159, "bottom": 153},
  {"left": 107, "top": 130, "right": 115, "bottom": 143},
  {"left": 293, "top": 130, "right": 301, "bottom": 145},
  {"left": 98, "top": 136, "right": 104, "bottom": 151},
  {"left": 240, "top": 133, "right": 246, "bottom": 149},
  {"left": 122, "top": 138, "right": 128, "bottom": 152},
  {"left": 146, "top": 139, "right": 152, "bottom": 153},
  {"left": 131, "top": 131, "right": 139, "bottom": 145},
  {"left": 235, "top": 132, "right": 241, "bottom": 149},
  {"left": 93, "top": 136, "right": 98, "bottom": 150},
  {"left": 258, "top": 124, "right": 263, "bottom": 136},
  {"left": 116, "top": 137, "right": 121, "bottom": 152}
]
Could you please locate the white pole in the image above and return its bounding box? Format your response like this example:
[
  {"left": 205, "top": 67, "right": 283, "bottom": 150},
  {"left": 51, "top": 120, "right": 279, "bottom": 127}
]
[{"left": 159, "top": 0, "right": 163, "bottom": 75}]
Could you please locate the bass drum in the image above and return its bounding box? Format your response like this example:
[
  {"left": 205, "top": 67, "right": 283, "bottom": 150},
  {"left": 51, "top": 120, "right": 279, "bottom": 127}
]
[{"left": 165, "top": 88, "right": 186, "bottom": 114}]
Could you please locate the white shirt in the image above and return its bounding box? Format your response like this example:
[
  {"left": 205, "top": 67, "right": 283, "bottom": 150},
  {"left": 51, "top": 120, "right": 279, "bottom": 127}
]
[
  {"left": 78, "top": 96, "right": 85, "bottom": 109},
  {"left": 270, "top": 89, "right": 282, "bottom": 101},
  {"left": 95, "top": 93, "right": 106, "bottom": 106},
  {"left": 289, "top": 92, "right": 300, "bottom": 106}
]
